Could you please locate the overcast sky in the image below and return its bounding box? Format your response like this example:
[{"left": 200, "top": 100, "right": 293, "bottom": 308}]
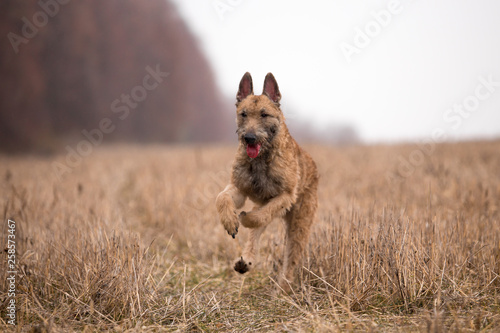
[{"left": 170, "top": 0, "right": 500, "bottom": 143}]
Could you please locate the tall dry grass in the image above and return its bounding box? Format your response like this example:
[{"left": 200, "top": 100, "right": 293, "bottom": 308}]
[{"left": 0, "top": 141, "right": 499, "bottom": 331}]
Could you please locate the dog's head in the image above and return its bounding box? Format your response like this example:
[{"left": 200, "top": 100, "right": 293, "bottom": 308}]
[{"left": 235, "top": 72, "right": 284, "bottom": 159}]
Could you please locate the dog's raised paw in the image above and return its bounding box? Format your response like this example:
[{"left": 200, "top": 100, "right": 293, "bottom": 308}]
[
  {"left": 238, "top": 210, "right": 254, "bottom": 228},
  {"left": 234, "top": 257, "right": 249, "bottom": 274},
  {"left": 223, "top": 215, "right": 239, "bottom": 239}
]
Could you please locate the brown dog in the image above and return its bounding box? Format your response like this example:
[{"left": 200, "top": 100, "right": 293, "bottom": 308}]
[{"left": 215, "top": 72, "right": 318, "bottom": 291}]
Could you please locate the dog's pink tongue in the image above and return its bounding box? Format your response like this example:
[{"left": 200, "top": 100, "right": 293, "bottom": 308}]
[{"left": 246, "top": 143, "right": 261, "bottom": 158}]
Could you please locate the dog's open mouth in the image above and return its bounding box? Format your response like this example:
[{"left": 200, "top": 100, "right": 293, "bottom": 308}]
[{"left": 246, "top": 143, "right": 262, "bottom": 158}]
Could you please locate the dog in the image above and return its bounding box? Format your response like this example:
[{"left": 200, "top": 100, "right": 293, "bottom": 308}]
[{"left": 215, "top": 72, "right": 318, "bottom": 291}]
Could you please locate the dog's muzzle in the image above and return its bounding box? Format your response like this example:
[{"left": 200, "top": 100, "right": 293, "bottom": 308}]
[
  {"left": 242, "top": 133, "right": 261, "bottom": 158},
  {"left": 243, "top": 133, "right": 257, "bottom": 145}
]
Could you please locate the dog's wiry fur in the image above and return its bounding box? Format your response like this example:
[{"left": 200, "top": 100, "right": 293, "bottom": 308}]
[{"left": 216, "top": 72, "right": 318, "bottom": 291}]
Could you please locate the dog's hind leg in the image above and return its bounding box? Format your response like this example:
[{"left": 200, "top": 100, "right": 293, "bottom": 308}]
[
  {"left": 234, "top": 224, "right": 267, "bottom": 274},
  {"left": 280, "top": 188, "right": 317, "bottom": 292}
]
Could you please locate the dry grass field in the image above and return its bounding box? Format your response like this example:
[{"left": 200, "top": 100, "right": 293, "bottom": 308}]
[{"left": 1, "top": 141, "right": 500, "bottom": 332}]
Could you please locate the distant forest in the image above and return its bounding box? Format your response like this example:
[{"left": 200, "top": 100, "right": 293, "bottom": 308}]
[
  {"left": 0, "top": 0, "right": 232, "bottom": 153},
  {"left": 0, "top": 1, "right": 358, "bottom": 153}
]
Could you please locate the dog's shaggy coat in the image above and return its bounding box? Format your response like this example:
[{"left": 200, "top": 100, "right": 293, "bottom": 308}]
[{"left": 216, "top": 72, "right": 318, "bottom": 291}]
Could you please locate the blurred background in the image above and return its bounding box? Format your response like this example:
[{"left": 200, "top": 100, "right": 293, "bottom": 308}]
[{"left": 1, "top": 0, "right": 500, "bottom": 153}]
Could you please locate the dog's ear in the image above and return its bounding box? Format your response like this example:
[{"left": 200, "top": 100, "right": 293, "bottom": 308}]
[
  {"left": 237, "top": 72, "right": 253, "bottom": 103},
  {"left": 262, "top": 73, "right": 281, "bottom": 105}
]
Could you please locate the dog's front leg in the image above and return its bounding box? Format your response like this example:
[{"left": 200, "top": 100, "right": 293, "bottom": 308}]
[
  {"left": 239, "top": 192, "right": 295, "bottom": 229},
  {"left": 216, "top": 184, "right": 246, "bottom": 238}
]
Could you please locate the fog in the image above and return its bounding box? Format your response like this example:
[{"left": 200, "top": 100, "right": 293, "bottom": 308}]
[
  {"left": 2, "top": 0, "right": 500, "bottom": 153},
  {"left": 171, "top": 0, "right": 500, "bottom": 143}
]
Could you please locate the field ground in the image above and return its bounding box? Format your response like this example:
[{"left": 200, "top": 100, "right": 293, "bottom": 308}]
[{"left": 1, "top": 141, "right": 500, "bottom": 332}]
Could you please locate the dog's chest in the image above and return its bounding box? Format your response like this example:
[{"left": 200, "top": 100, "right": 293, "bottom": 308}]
[{"left": 234, "top": 159, "right": 285, "bottom": 202}]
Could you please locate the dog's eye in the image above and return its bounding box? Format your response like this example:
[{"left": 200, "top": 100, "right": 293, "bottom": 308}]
[
  {"left": 261, "top": 112, "right": 269, "bottom": 118},
  {"left": 241, "top": 111, "right": 247, "bottom": 118}
]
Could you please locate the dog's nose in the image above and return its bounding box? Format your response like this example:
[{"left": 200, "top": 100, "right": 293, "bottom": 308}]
[{"left": 244, "top": 133, "right": 257, "bottom": 144}]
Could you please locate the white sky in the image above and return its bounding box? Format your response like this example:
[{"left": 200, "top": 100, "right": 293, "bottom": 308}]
[{"left": 170, "top": 0, "right": 500, "bottom": 143}]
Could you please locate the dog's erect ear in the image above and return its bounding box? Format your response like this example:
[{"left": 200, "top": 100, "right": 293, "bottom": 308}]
[
  {"left": 262, "top": 73, "right": 281, "bottom": 105},
  {"left": 237, "top": 72, "right": 253, "bottom": 103}
]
